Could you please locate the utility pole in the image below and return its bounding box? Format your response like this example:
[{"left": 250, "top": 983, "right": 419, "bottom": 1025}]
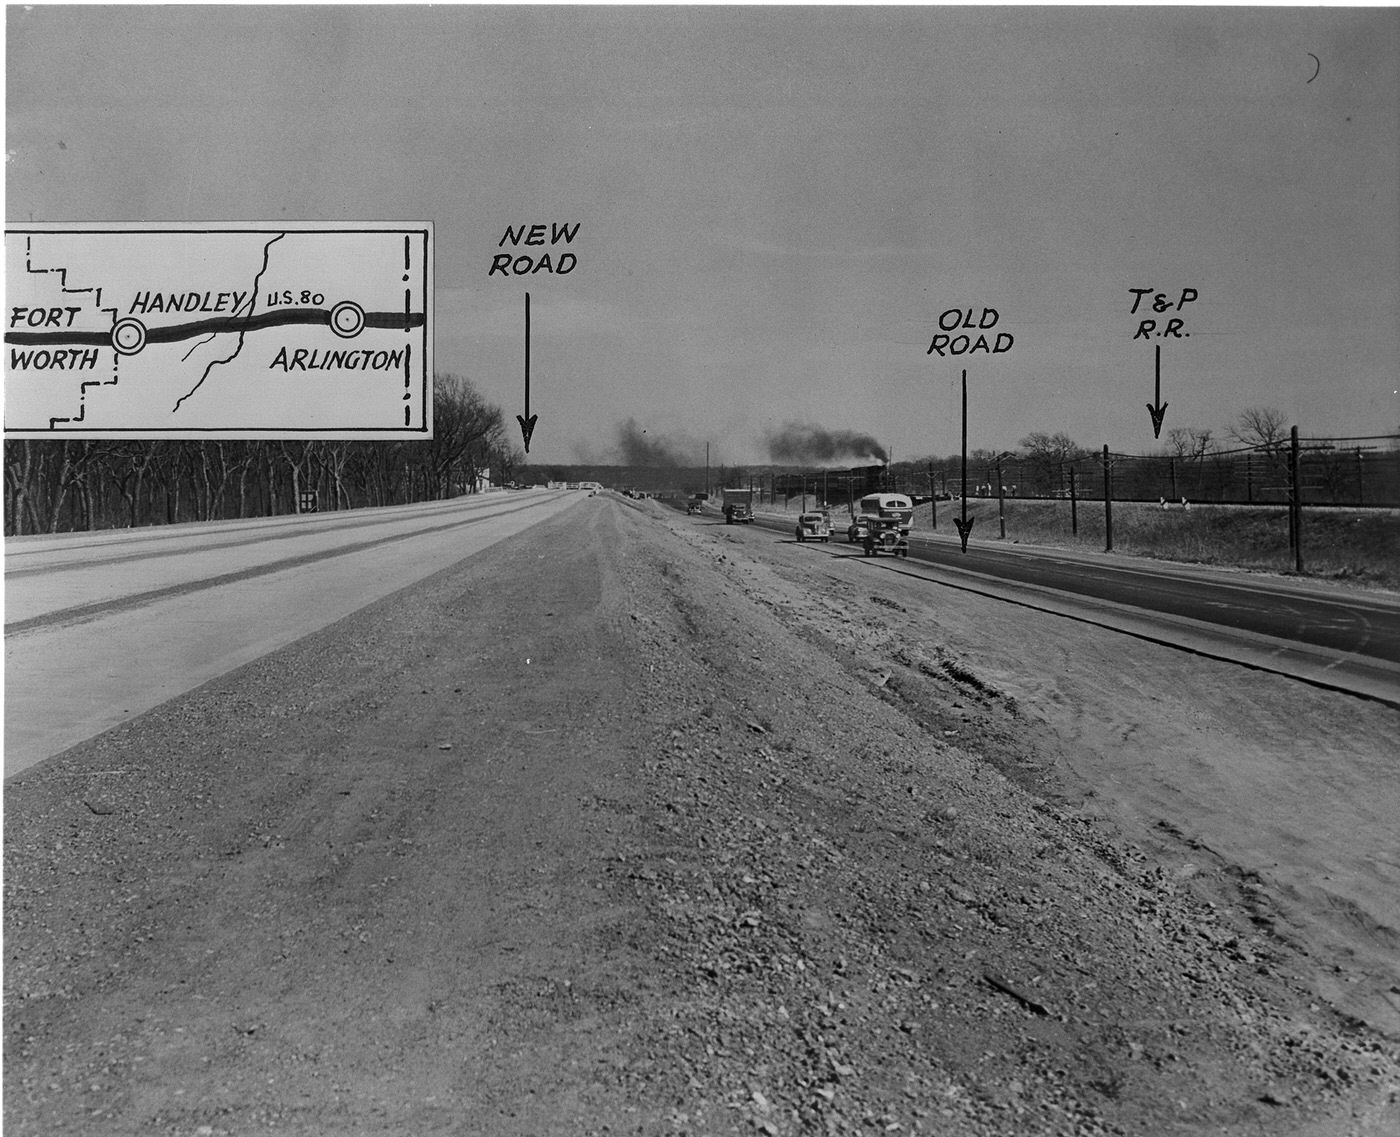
[
  {"left": 927, "top": 461, "right": 937, "bottom": 530},
  {"left": 1102, "top": 444, "right": 1113, "bottom": 552},
  {"left": 996, "top": 453, "right": 1007, "bottom": 539},
  {"left": 1290, "top": 425, "right": 1303, "bottom": 573}
]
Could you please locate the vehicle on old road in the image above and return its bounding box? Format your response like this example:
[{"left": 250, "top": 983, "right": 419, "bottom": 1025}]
[
  {"left": 795, "top": 511, "right": 832, "bottom": 542},
  {"left": 859, "top": 492, "right": 913, "bottom": 557},
  {"left": 722, "top": 488, "right": 754, "bottom": 524}
]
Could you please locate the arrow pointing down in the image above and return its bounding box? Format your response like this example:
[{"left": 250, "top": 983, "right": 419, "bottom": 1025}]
[
  {"left": 517, "top": 291, "right": 538, "bottom": 452},
  {"left": 1147, "top": 344, "right": 1168, "bottom": 439}
]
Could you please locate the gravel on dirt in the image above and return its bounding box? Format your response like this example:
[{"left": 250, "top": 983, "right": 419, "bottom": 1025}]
[{"left": 5, "top": 495, "right": 1398, "bottom": 1135}]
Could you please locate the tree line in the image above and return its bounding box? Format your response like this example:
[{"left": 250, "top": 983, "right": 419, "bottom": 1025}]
[{"left": 5, "top": 374, "right": 523, "bottom": 536}]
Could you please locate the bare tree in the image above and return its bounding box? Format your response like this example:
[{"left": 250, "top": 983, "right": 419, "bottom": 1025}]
[
  {"left": 321, "top": 441, "right": 352, "bottom": 510},
  {"left": 1018, "top": 431, "right": 1089, "bottom": 495},
  {"left": 490, "top": 443, "right": 526, "bottom": 487},
  {"left": 348, "top": 440, "right": 405, "bottom": 507},
  {"left": 105, "top": 441, "right": 156, "bottom": 528},
  {"left": 1163, "top": 427, "right": 1217, "bottom": 499},
  {"left": 1165, "top": 426, "right": 1215, "bottom": 460},
  {"left": 1229, "top": 406, "right": 1290, "bottom": 488},
  {"left": 425, "top": 373, "right": 506, "bottom": 497},
  {"left": 279, "top": 441, "right": 322, "bottom": 512},
  {"left": 45, "top": 440, "right": 86, "bottom": 532},
  {"left": 1229, "top": 406, "right": 1289, "bottom": 450},
  {"left": 5, "top": 441, "right": 42, "bottom": 535}
]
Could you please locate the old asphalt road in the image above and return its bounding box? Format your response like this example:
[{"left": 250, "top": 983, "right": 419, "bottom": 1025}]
[
  {"left": 748, "top": 511, "right": 1400, "bottom": 707},
  {"left": 5, "top": 494, "right": 1398, "bottom": 1135}
]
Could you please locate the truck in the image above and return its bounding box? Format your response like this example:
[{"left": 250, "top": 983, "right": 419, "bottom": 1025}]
[
  {"left": 721, "top": 487, "right": 754, "bottom": 524},
  {"left": 858, "top": 492, "right": 913, "bottom": 557}
]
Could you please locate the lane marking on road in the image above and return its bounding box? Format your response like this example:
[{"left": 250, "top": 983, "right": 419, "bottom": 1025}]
[
  {"left": 4, "top": 495, "right": 559, "bottom": 578},
  {"left": 5, "top": 498, "right": 563, "bottom": 637}
]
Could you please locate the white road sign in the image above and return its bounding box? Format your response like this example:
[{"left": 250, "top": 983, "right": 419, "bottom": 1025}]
[{"left": 4, "top": 222, "right": 433, "bottom": 438}]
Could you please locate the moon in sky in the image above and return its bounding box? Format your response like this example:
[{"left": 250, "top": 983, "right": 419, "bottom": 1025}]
[{"left": 1307, "top": 53, "right": 1321, "bottom": 83}]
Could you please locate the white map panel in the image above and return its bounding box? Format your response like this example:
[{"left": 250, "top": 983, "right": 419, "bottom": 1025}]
[{"left": 4, "top": 223, "right": 432, "bottom": 438}]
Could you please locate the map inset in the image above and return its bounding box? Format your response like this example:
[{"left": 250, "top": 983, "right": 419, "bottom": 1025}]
[{"left": 4, "top": 223, "right": 432, "bottom": 438}]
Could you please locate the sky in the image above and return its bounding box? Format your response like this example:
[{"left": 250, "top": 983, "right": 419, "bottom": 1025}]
[{"left": 6, "top": 5, "right": 1398, "bottom": 467}]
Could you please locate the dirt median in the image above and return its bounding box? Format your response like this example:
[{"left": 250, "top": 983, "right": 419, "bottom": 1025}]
[{"left": 5, "top": 496, "right": 1397, "bottom": 1135}]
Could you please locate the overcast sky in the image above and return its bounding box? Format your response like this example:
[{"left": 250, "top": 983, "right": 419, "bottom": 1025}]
[{"left": 7, "top": 5, "right": 1398, "bottom": 466}]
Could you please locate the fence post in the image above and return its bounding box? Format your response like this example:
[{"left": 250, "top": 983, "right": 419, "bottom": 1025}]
[
  {"left": 1102, "top": 444, "right": 1113, "bottom": 552},
  {"left": 1356, "top": 446, "right": 1365, "bottom": 507},
  {"left": 1291, "top": 426, "right": 1303, "bottom": 573},
  {"left": 1069, "top": 467, "right": 1078, "bottom": 536}
]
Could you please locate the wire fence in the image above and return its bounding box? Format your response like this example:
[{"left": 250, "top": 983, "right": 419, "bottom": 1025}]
[{"left": 898, "top": 435, "right": 1400, "bottom": 509}]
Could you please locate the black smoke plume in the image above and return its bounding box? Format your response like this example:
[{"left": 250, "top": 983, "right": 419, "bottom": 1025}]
[
  {"left": 764, "top": 422, "right": 887, "bottom": 464},
  {"left": 614, "top": 418, "right": 700, "bottom": 467}
]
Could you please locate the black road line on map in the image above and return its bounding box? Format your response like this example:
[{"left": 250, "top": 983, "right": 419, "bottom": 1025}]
[
  {"left": 181, "top": 287, "right": 258, "bottom": 361},
  {"left": 7, "top": 309, "right": 428, "bottom": 349}
]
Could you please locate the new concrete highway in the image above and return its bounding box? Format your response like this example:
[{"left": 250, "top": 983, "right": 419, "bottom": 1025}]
[{"left": 4, "top": 489, "right": 582, "bottom": 776}]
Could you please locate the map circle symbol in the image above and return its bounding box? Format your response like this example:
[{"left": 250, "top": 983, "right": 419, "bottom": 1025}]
[
  {"left": 111, "top": 318, "right": 148, "bottom": 356},
  {"left": 329, "top": 301, "right": 366, "bottom": 339}
]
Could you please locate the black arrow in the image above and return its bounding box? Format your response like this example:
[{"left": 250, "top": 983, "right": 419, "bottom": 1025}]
[
  {"left": 953, "top": 514, "right": 976, "bottom": 552},
  {"left": 1147, "top": 344, "right": 1168, "bottom": 438},
  {"left": 516, "top": 291, "right": 538, "bottom": 452},
  {"left": 956, "top": 369, "right": 974, "bottom": 552}
]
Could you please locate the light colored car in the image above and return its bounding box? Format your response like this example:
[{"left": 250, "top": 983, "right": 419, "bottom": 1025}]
[{"left": 795, "top": 511, "right": 832, "bottom": 542}]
